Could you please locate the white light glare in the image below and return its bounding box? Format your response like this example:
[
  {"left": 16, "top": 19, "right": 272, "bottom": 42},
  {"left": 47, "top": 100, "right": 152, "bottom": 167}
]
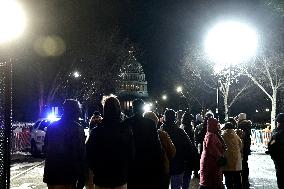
[
  {"left": 205, "top": 21, "right": 258, "bottom": 72},
  {"left": 143, "top": 103, "right": 152, "bottom": 112},
  {"left": 73, "top": 71, "right": 81, "bottom": 78},
  {"left": 47, "top": 113, "right": 60, "bottom": 122},
  {"left": 162, "top": 95, "right": 167, "bottom": 100},
  {"left": 0, "top": 1, "right": 27, "bottom": 43},
  {"left": 176, "top": 86, "right": 183, "bottom": 93}
]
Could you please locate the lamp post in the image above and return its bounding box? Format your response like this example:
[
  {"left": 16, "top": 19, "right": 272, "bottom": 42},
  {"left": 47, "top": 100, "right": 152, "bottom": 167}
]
[
  {"left": 204, "top": 20, "right": 258, "bottom": 120},
  {"left": 176, "top": 86, "right": 190, "bottom": 111},
  {"left": 0, "top": 1, "right": 27, "bottom": 188},
  {"left": 73, "top": 71, "right": 81, "bottom": 78},
  {"left": 161, "top": 94, "right": 167, "bottom": 113}
]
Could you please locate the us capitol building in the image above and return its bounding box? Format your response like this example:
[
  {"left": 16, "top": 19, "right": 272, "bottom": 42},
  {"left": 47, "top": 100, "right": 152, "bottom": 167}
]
[{"left": 116, "top": 52, "right": 148, "bottom": 114}]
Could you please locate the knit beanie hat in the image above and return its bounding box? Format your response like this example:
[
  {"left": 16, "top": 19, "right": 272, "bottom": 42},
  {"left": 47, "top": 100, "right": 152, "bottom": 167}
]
[{"left": 238, "top": 113, "right": 247, "bottom": 121}]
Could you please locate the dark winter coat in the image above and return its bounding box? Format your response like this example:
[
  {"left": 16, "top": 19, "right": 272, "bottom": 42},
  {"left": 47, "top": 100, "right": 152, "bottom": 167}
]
[
  {"left": 180, "top": 123, "right": 200, "bottom": 170},
  {"left": 43, "top": 117, "right": 86, "bottom": 185},
  {"left": 86, "top": 119, "right": 133, "bottom": 188},
  {"left": 180, "top": 123, "right": 194, "bottom": 143},
  {"left": 123, "top": 115, "right": 164, "bottom": 189},
  {"left": 194, "top": 123, "right": 206, "bottom": 145},
  {"left": 162, "top": 122, "right": 194, "bottom": 175},
  {"left": 200, "top": 119, "right": 225, "bottom": 188},
  {"left": 237, "top": 120, "right": 251, "bottom": 156},
  {"left": 267, "top": 126, "right": 284, "bottom": 167}
]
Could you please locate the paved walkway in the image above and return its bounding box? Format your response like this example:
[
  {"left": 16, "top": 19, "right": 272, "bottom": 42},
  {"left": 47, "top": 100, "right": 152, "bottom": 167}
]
[
  {"left": 189, "top": 150, "right": 278, "bottom": 189},
  {"left": 10, "top": 148, "right": 278, "bottom": 189}
]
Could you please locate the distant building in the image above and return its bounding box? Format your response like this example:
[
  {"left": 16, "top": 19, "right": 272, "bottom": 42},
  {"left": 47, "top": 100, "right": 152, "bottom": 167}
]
[{"left": 116, "top": 52, "right": 148, "bottom": 114}]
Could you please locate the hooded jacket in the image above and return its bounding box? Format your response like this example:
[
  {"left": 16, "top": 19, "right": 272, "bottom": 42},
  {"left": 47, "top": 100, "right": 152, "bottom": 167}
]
[{"left": 200, "top": 118, "right": 225, "bottom": 188}]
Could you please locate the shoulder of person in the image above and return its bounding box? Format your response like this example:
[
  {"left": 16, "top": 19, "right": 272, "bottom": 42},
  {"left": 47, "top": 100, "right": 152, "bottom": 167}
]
[
  {"left": 158, "top": 129, "right": 168, "bottom": 137},
  {"left": 142, "top": 116, "right": 155, "bottom": 124},
  {"left": 89, "top": 124, "right": 103, "bottom": 135},
  {"left": 176, "top": 127, "right": 190, "bottom": 139}
]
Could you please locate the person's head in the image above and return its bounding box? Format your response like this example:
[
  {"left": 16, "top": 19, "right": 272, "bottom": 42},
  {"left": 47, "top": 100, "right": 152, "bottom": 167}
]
[
  {"left": 238, "top": 113, "right": 247, "bottom": 122},
  {"left": 94, "top": 111, "right": 101, "bottom": 117},
  {"left": 207, "top": 117, "right": 220, "bottom": 133},
  {"left": 196, "top": 113, "right": 203, "bottom": 123},
  {"left": 89, "top": 111, "right": 102, "bottom": 126},
  {"left": 143, "top": 111, "right": 159, "bottom": 126},
  {"left": 203, "top": 111, "right": 214, "bottom": 126},
  {"left": 62, "top": 99, "right": 81, "bottom": 120},
  {"left": 205, "top": 111, "right": 214, "bottom": 119},
  {"left": 132, "top": 99, "right": 144, "bottom": 115},
  {"left": 103, "top": 96, "right": 121, "bottom": 123},
  {"left": 181, "top": 111, "right": 195, "bottom": 126},
  {"left": 223, "top": 122, "right": 235, "bottom": 130},
  {"left": 227, "top": 117, "right": 237, "bottom": 128},
  {"left": 164, "top": 109, "right": 176, "bottom": 124},
  {"left": 276, "top": 113, "right": 284, "bottom": 128},
  {"left": 176, "top": 110, "right": 184, "bottom": 121}
]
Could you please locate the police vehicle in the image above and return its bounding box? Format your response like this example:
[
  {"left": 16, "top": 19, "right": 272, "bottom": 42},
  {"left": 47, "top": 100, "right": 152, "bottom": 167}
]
[{"left": 30, "top": 116, "right": 89, "bottom": 157}]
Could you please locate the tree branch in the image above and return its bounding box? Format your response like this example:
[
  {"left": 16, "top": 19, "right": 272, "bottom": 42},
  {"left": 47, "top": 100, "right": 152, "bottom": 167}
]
[{"left": 246, "top": 72, "right": 273, "bottom": 101}]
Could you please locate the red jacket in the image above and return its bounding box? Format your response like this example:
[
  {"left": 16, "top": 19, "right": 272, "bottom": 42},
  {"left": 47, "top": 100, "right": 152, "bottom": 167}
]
[{"left": 200, "top": 118, "right": 225, "bottom": 188}]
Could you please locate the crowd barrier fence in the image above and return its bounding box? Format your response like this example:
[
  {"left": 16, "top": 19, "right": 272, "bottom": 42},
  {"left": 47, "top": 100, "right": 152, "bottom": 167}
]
[
  {"left": 251, "top": 129, "right": 272, "bottom": 146},
  {"left": 11, "top": 123, "right": 33, "bottom": 153},
  {"left": 10, "top": 123, "right": 272, "bottom": 153}
]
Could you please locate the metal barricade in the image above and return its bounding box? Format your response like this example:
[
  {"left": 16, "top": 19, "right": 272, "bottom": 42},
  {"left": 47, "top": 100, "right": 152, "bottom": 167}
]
[
  {"left": 251, "top": 129, "right": 272, "bottom": 147},
  {"left": 11, "top": 124, "right": 32, "bottom": 153}
]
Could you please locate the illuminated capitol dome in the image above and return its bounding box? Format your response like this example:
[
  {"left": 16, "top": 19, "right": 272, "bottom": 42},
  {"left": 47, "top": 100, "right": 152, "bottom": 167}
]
[{"left": 117, "top": 51, "right": 148, "bottom": 112}]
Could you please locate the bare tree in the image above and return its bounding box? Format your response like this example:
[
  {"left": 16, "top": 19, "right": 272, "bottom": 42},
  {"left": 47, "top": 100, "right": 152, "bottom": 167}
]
[
  {"left": 243, "top": 50, "right": 284, "bottom": 129},
  {"left": 182, "top": 46, "right": 252, "bottom": 120},
  {"left": 264, "top": 0, "right": 284, "bottom": 16},
  {"left": 182, "top": 46, "right": 216, "bottom": 112},
  {"left": 34, "top": 29, "right": 134, "bottom": 115}
]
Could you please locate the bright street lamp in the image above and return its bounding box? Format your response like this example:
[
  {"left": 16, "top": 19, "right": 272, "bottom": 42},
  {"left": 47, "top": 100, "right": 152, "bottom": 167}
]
[
  {"left": 0, "top": 1, "right": 27, "bottom": 44},
  {"left": 143, "top": 103, "right": 153, "bottom": 112},
  {"left": 205, "top": 20, "right": 258, "bottom": 72},
  {"left": 0, "top": 1, "right": 27, "bottom": 188},
  {"left": 176, "top": 86, "right": 183, "bottom": 93},
  {"left": 73, "top": 71, "right": 81, "bottom": 78},
  {"left": 162, "top": 95, "right": 167, "bottom": 100},
  {"left": 204, "top": 20, "right": 258, "bottom": 119}
]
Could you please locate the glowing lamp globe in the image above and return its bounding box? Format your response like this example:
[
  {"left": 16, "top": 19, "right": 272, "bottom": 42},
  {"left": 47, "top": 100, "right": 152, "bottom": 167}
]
[
  {"left": 204, "top": 21, "right": 258, "bottom": 71},
  {"left": 0, "top": 1, "right": 27, "bottom": 43},
  {"left": 176, "top": 86, "right": 183, "bottom": 93}
]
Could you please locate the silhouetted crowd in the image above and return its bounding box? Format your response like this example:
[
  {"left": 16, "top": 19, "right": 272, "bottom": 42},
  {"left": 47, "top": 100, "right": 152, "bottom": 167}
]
[{"left": 43, "top": 97, "right": 284, "bottom": 189}]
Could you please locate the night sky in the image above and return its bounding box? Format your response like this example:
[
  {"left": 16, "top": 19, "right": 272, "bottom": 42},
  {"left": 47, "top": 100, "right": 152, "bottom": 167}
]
[{"left": 11, "top": 0, "right": 279, "bottom": 121}]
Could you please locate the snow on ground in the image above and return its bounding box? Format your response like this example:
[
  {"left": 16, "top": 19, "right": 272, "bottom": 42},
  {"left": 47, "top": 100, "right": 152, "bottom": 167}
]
[
  {"left": 11, "top": 165, "right": 47, "bottom": 189},
  {"left": 248, "top": 152, "right": 277, "bottom": 189}
]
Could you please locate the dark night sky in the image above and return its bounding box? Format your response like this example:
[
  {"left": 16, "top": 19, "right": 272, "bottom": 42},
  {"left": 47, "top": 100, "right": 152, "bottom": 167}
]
[{"left": 11, "top": 0, "right": 279, "bottom": 121}]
